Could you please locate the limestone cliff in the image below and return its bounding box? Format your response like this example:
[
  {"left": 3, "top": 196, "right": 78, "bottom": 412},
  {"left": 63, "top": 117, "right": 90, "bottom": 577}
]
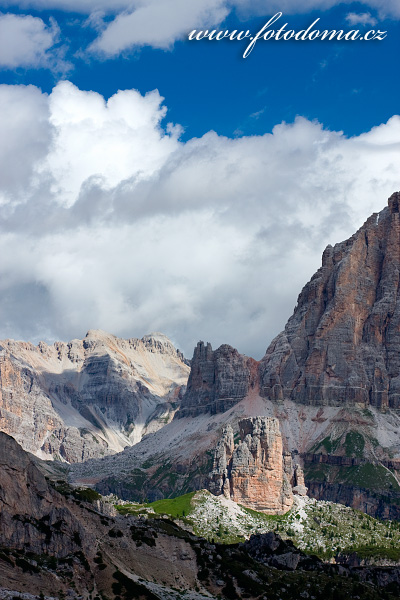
[
  {"left": 208, "top": 417, "right": 305, "bottom": 514},
  {"left": 1, "top": 433, "right": 398, "bottom": 599},
  {"left": 178, "top": 342, "right": 257, "bottom": 417},
  {"left": 260, "top": 192, "right": 400, "bottom": 408},
  {"left": 69, "top": 195, "right": 400, "bottom": 518},
  {"left": 0, "top": 330, "right": 189, "bottom": 462}
]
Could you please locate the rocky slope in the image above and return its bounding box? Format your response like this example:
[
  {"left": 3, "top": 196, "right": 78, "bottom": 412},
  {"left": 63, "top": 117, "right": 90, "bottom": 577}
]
[
  {"left": 131, "top": 488, "right": 400, "bottom": 561},
  {"left": 0, "top": 330, "right": 189, "bottom": 462},
  {"left": 1, "top": 431, "right": 399, "bottom": 600}
]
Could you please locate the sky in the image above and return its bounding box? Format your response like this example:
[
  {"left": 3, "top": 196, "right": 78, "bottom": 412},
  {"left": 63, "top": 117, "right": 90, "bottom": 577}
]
[{"left": 0, "top": 0, "right": 399, "bottom": 359}]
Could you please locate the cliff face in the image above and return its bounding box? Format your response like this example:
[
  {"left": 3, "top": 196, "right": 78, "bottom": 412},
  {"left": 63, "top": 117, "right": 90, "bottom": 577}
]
[
  {"left": 0, "top": 431, "right": 93, "bottom": 558},
  {"left": 260, "top": 192, "right": 400, "bottom": 408},
  {"left": 208, "top": 417, "right": 305, "bottom": 514},
  {"left": 179, "top": 193, "right": 400, "bottom": 414},
  {"left": 0, "top": 431, "right": 203, "bottom": 599},
  {"left": 0, "top": 330, "right": 189, "bottom": 462},
  {"left": 178, "top": 342, "right": 257, "bottom": 417}
]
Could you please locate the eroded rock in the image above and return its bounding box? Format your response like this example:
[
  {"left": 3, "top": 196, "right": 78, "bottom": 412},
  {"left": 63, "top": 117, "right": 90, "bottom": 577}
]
[
  {"left": 209, "top": 417, "right": 297, "bottom": 513},
  {"left": 260, "top": 192, "right": 400, "bottom": 409}
]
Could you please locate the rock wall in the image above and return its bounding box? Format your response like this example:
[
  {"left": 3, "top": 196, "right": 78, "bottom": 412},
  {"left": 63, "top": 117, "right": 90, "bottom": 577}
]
[
  {"left": 260, "top": 192, "right": 400, "bottom": 408},
  {"left": 0, "top": 431, "right": 93, "bottom": 557},
  {"left": 179, "top": 193, "right": 400, "bottom": 415},
  {"left": 306, "top": 481, "right": 400, "bottom": 521},
  {"left": 177, "top": 342, "right": 257, "bottom": 418},
  {"left": 209, "top": 417, "right": 305, "bottom": 514}
]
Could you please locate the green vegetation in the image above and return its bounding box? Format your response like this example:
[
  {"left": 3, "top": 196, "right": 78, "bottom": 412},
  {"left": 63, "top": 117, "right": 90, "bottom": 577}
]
[
  {"left": 344, "top": 431, "right": 365, "bottom": 457},
  {"left": 362, "top": 408, "right": 374, "bottom": 418},
  {"left": 51, "top": 480, "right": 103, "bottom": 504},
  {"left": 311, "top": 435, "right": 342, "bottom": 454},
  {"left": 115, "top": 489, "right": 400, "bottom": 563},
  {"left": 345, "top": 463, "right": 399, "bottom": 489},
  {"left": 116, "top": 491, "right": 196, "bottom": 519},
  {"left": 305, "top": 460, "right": 400, "bottom": 492},
  {"left": 303, "top": 462, "right": 331, "bottom": 482},
  {"left": 346, "top": 545, "right": 400, "bottom": 561},
  {"left": 148, "top": 491, "right": 195, "bottom": 518},
  {"left": 72, "top": 487, "right": 102, "bottom": 503}
]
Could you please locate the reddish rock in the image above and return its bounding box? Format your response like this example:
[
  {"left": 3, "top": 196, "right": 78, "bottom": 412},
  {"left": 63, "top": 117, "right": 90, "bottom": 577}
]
[
  {"left": 260, "top": 192, "right": 400, "bottom": 409},
  {"left": 209, "top": 417, "right": 294, "bottom": 514}
]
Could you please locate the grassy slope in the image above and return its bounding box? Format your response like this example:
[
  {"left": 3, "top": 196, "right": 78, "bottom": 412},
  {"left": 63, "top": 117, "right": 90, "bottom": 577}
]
[{"left": 115, "top": 490, "right": 400, "bottom": 561}]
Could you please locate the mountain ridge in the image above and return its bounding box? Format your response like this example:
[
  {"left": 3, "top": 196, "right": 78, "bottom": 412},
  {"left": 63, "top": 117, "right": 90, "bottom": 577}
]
[{"left": 0, "top": 329, "right": 190, "bottom": 462}]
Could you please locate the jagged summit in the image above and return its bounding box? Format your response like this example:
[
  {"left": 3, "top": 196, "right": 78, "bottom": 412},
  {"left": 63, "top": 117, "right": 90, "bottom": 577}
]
[
  {"left": 84, "top": 328, "right": 114, "bottom": 340},
  {"left": 177, "top": 341, "right": 258, "bottom": 417},
  {"left": 142, "top": 331, "right": 173, "bottom": 343},
  {"left": 260, "top": 191, "right": 400, "bottom": 408}
]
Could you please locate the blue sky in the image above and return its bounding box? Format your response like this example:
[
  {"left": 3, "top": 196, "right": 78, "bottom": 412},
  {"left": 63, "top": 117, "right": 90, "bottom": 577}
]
[
  {"left": 0, "top": 0, "right": 399, "bottom": 357},
  {"left": 1, "top": 2, "right": 399, "bottom": 138}
]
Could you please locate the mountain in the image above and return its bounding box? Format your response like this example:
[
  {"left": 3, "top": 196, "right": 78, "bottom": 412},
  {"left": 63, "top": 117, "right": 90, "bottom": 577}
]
[
  {"left": 0, "top": 330, "right": 189, "bottom": 462},
  {"left": 1, "top": 431, "right": 399, "bottom": 600},
  {"left": 260, "top": 190, "right": 400, "bottom": 409},
  {"left": 70, "top": 193, "right": 400, "bottom": 518}
]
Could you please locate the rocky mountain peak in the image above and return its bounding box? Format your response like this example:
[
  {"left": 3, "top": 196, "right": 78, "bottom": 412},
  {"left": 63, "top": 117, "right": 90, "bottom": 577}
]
[
  {"left": 177, "top": 341, "right": 258, "bottom": 418},
  {"left": 208, "top": 416, "right": 305, "bottom": 514},
  {"left": 260, "top": 192, "right": 400, "bottom": 408}
]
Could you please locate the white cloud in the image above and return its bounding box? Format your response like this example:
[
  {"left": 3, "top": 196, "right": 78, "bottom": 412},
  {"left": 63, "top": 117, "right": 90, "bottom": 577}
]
[
  {"left": 234, "top": 0, "right": 400, "bottom": 19},
  {"left": 0, "top": 84, "right": 51, "bottom": 199},
  {"left": 0, "top": 13, "right": 62, "bottom": 69},
  {"left": 3, "top": 0, "right": 400, "bottom": 16},
  {"left": 0, "top": 0, "right": 128, "bottom": 12},
  {"left": 88, "top": 0, "right": 399, "bottom": 56},
  {"left": 345, "top": 11, "right": 377, "bottom": 26},
  {"left": 0, "top": 0, "right": 398, "bottom": 57},
  {"left": 0, "top": 81, "right": 399, "bottom": 358},
  {"left": 89, "top": 0, "right": 229, "bottom": 55},
  {"left": 38, "top": 81, "right": 180, "bottom": 205}
]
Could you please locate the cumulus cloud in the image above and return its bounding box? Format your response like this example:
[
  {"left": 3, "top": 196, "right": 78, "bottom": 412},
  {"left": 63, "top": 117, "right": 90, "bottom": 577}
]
[
  {"left": 0, "top": 13, "right": 64, "bottom": 69},
  {"left": 39, "top": 81, "right": 181, "bottom": 205},
  {"left": 0, "top": 84, "right": 51, "bottom": 198},
  {"left": 0, "top": 0, "right": 398, "bottom": 57},
  {"left": 345, "top": 11, "right": 377, "bottom": 26},
  {"left": 0, "top": 81, "right": 399, "bottom": 358}
]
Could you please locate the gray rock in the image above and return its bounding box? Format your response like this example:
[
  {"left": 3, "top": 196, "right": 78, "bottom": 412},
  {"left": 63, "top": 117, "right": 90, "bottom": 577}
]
[
  {"left": 177, "top": 342, "right": 256, "bottom": 417},
  {"left": 260, "top": 192, "right": 400, "bottom": 409},
  {"left": 270, "top": 552, "right": 301, "bottom": 571},
  {"left": 0, "top": 330, "right": 189, "bottom": 462}
]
